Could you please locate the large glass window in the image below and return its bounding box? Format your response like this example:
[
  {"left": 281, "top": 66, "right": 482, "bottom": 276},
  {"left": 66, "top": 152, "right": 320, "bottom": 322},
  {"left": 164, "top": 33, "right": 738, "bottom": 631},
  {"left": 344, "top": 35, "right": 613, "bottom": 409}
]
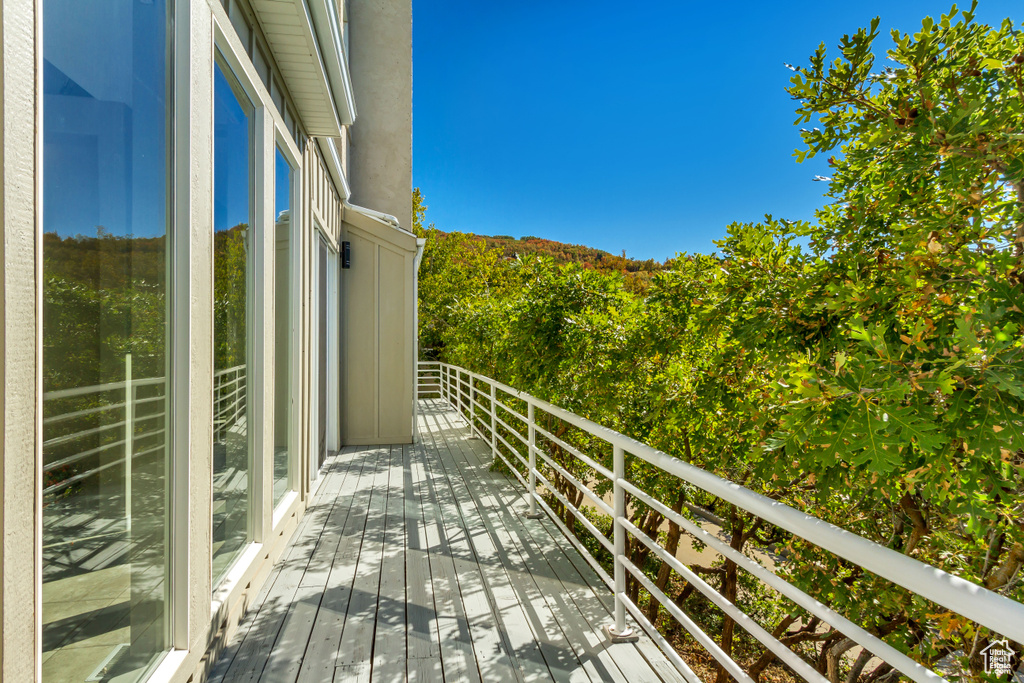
[
  {"left": 212, "top": 57, "right": 254, "bottom": 586},
  {"left": 273, "top": 148, "right": 294, "bottom": 507},
  {"left": 42, "top": 0, "right": 171, "bottom": 679}
]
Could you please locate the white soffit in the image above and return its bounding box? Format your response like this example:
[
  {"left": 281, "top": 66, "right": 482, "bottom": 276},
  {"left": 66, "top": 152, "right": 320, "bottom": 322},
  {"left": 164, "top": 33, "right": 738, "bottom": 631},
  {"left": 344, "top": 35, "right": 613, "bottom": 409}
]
[
  {"left": 306, "top": 0, "right": 357, "bottom": 125},
  {"left": 249, "top": 0, "right": 354, "bottom": 136}
]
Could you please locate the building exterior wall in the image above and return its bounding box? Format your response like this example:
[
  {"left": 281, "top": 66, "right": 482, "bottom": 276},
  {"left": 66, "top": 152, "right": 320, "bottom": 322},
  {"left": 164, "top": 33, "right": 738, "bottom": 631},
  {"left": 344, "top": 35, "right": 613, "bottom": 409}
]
[
  {"left": 0, "top": 0, "right": 413, "bottom": 678},
  {"left": 347, "top": 0, "right": 413, "bottom": 230},
  {"left": 2, "top": 0, "right": 41, "bottom": 677},
  {"left": 341, "top": 213, "right": 417, "bottom": 445}
]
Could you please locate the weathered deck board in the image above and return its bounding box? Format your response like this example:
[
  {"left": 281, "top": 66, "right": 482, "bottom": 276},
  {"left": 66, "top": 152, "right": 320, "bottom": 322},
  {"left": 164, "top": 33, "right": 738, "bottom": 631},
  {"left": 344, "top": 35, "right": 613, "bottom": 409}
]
[
  {"left": 431, "top": 408, "right": 670, "bottom": 683},
  {"left": 423, "top": 410, "right": 590, "bottom": 683},
  {"left": 428, "top": 410, "right": 631, "bottom": 683},
  {"left": 209, "top": 400, "right": 686, "bottom": 683}
]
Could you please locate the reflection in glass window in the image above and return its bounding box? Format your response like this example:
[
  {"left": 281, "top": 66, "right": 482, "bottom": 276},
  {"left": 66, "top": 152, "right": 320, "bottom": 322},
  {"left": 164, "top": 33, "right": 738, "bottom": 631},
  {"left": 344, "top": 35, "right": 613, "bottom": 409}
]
[
  {"left": 273, "top": 148, "right": 293, "bottom": 507},
  {"left": 42, "top": 0, "right": 171, "bottom": 679},
  {"left": 213, "top": 57, "right": 254, "bottom": 587}
]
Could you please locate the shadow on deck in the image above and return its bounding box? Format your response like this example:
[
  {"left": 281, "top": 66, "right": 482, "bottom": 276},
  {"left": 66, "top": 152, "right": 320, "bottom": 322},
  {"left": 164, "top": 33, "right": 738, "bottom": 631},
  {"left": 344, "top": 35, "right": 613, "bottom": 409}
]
[{"left": 208, "top": 399, "right": 685, "bottom": 683}]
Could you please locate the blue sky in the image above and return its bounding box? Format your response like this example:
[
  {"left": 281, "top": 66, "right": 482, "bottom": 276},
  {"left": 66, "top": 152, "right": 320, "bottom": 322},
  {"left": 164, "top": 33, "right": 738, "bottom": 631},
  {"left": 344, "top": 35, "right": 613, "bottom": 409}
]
[{"left": 412, "top": 1, "right": 1020, "bottom": 261}]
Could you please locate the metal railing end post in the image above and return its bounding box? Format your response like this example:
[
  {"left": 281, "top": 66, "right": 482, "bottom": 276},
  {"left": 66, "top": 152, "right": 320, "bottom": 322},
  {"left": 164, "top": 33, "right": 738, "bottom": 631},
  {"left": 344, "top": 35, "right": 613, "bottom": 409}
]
[
  {"left": 526, "top": 401, "right": 542, "bottom": 518},
  {"left": 489, "top": 382, "right": 497, "bottom": 461},
  {"left": 609, "top": 444, "right": 635, "bottom": 641},
  {"left": 467, "top": 372, "right": 475, "bottom": 438}
]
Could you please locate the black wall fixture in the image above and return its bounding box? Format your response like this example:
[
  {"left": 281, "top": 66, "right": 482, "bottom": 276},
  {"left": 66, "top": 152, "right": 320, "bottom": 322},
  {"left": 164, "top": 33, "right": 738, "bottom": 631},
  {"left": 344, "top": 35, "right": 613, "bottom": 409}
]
[{"left": 342, "top": 241, "right": 351, "bottom": 269}]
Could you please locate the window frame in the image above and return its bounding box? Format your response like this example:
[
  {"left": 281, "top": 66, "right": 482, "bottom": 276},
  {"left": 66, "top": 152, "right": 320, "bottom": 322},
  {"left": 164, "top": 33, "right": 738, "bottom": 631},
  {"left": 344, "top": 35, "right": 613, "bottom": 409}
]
[
  {"left": 211, "top": 1, "right": 303, "bottom": 603},
  {"left": 210, "top": 45, "right": 259, "bottom": 591},
  {"left": 271, "top": 137, "right": 301, "bottom": 522}
]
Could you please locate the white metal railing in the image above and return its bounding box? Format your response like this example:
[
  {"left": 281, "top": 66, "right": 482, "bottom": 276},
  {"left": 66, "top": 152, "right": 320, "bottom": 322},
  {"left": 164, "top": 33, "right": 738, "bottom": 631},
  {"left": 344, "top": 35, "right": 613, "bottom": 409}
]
[
  {"left": 417, "top": 361, "right": 1024, "bottom": 683},
  {"left": 213, "top": 363, "right": 248, "bottom": 442},
  {"left": 44, "top": 361, "right": 247, "bottom": 499},
  {"left": 416, "top": 362, "right": 442, "bottom": 399}
]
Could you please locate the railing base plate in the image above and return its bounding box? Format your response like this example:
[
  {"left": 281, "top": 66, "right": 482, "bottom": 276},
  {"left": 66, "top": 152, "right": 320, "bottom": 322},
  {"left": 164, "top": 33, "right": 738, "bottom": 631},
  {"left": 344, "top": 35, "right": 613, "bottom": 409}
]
[{"left": 604, "top": 625, "right": 638, "bottom": 643}]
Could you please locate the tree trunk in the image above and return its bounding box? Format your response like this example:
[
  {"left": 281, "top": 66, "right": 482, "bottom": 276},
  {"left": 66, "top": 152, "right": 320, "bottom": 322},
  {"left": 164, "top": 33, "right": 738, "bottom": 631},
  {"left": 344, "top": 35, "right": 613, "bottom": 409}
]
[
  {"left": 645, "top": 488, "right": 687, "bottom": 624},
  {"left": 713, "top": 509, "right": 745, "bottom": 683},
  {"left": 748, "top": 616, "right": 797, "bottom": 681},
  {"left": 826, "top": 638, "right": 856, "bottom": 683},
  {"left": 985, "top": 542, "right": 1024, "bottom": 590},
  {"left": 845, "top": 648, "right": 873, "bottom": 683}
]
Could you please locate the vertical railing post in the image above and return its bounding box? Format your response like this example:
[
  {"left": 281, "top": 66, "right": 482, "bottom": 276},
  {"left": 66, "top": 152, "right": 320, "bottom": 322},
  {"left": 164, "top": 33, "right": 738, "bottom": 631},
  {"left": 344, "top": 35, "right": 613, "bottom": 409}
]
[
  {"left": 526, "top": 401, "right": 541, "bottom": 519},
  {"left": 607, "top": 443, "right": 637, "bottom": 642},
  {"left": 124, "top": 352, "right": 133, "bottom": 533},
  {"left": 490, "top": 382, "right": 497, "bottom": 461},
  {"left": 468, "top": 373, "right": 475, "bottom": 438}
]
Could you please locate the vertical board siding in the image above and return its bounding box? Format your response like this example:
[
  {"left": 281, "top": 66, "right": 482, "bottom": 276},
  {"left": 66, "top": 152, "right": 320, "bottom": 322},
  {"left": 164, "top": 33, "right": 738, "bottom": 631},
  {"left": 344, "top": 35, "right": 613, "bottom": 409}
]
[
  {"left": 298, "top": 137, "right": 344, "bottom": 496},
  {"left": 343, "top": 230, "right": 379, "bottom": 442}
]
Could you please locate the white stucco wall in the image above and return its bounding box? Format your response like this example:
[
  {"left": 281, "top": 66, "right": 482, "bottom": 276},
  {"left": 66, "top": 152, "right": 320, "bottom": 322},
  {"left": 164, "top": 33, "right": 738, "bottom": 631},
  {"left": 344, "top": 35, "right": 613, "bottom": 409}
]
[{"left": 347, "top": 0, "right": 413, "bottom": 231}]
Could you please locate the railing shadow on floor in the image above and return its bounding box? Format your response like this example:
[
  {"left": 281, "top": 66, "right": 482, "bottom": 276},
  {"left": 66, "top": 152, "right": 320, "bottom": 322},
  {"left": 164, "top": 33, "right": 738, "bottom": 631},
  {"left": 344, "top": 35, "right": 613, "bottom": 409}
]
[{"left": 419, "top": 360, "right": 1024, "bottom": 683}]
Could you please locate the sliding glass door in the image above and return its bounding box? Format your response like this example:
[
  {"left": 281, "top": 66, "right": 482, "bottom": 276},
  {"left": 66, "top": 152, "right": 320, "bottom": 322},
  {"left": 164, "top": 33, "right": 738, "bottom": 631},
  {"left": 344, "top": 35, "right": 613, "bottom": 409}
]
[
  {"left": 273, "top": 148, "right": 295, "bottom": 507},
  {"left": 212, "top": 55, "right": 254, "bottom": 586},
  {"left": 41, "top": 0, "right": 172, "bottom": 679},
  {"left": 311, "top": 231, "right": 340, "bottom": 481}
]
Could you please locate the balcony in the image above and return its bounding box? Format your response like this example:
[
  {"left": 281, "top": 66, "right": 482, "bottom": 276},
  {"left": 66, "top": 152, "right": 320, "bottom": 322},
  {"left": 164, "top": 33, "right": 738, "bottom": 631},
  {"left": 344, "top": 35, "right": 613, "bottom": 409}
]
[
  {"left": 207, "top": 363, "right": 1024, "bottom": 683},
  {"left": 208, "top": 397, "right": 683, "bottom": 682}
]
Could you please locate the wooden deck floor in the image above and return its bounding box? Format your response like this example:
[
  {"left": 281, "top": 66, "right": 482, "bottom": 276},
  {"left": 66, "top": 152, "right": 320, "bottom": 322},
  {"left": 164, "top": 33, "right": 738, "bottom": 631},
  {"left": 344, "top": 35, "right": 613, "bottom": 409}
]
[{"left": 208, "top": 399, "right": 686, "bottom": 683}]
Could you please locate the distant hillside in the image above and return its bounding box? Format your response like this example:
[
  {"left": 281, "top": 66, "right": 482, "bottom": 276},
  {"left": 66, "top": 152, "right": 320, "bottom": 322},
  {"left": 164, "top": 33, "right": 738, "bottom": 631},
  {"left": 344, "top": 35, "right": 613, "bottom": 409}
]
[{"left": 469, "top": 233, "right": 668, "bottom": 274}]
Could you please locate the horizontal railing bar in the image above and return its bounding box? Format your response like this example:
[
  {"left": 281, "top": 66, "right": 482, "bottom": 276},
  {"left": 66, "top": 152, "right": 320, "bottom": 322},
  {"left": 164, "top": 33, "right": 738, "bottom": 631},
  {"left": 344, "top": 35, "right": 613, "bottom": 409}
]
[
  {"left": 533, "top": 422, "right": 614, "bottom": 481},
  {"left": 468, "top": 395, "right": 490, "bottom": 416},
  {"left": 132, "top": 427, "right": 167, "bottom": 443},
  {"left": 620, "top": 555, "right": 756, "bottom": 683},
  {"left": 43, "top": 458, "right": 122, "bottom": 495},
  {"left": 465, "top": 410, "right": 493, "bottom": 444},
  {"left": 530, "top": 483, "right": 614, "bottom": 590},
  {"left": 622, "top": 518, "right": 831, "bottom": 683},
  {"left": 532, "top": 468, "right": 614, "bottom": 554},
  {"left": 619, "top": 480, "right": 940, "bottom": 683},
  {"left": 531, "top": 444, "right": 614, "bottom": 517},
  {"left": 437, "top": 363, "right": 1024, "bottom": 642},
  {"left": 214, "top": 383, "right": 245, "bottom": 399},
  {"left": 132, "top": 442, "right": 166, "bottom": 460},
  {"left": 493, "top": 413, "right": 528, "bottom": 446},
  {"left": 493, "top": 398, "right": 528, "bottom": 425},
  {"left": 43, "top": 401, "right": 126, "bottom": 425},
  {"left": 494, "top": 432, "right": 529, "bottom": 471},
  {"left": 43, "top": 440, "right": 125, "bottom": 472},
  {"left": 619, "top": 592, "right": 703, "bottom": 683},
  {"left": 494, "top": 449, "right": 529, "bottom": 489},
  {"left": 212, "top": 364, "right": 246, "bottom": 379},
  {"left": 43, "top": 420, "right": 124, "bottom": 448},
  {"left": 44, "top": 376, "right": 164, "bottom": 401}
]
